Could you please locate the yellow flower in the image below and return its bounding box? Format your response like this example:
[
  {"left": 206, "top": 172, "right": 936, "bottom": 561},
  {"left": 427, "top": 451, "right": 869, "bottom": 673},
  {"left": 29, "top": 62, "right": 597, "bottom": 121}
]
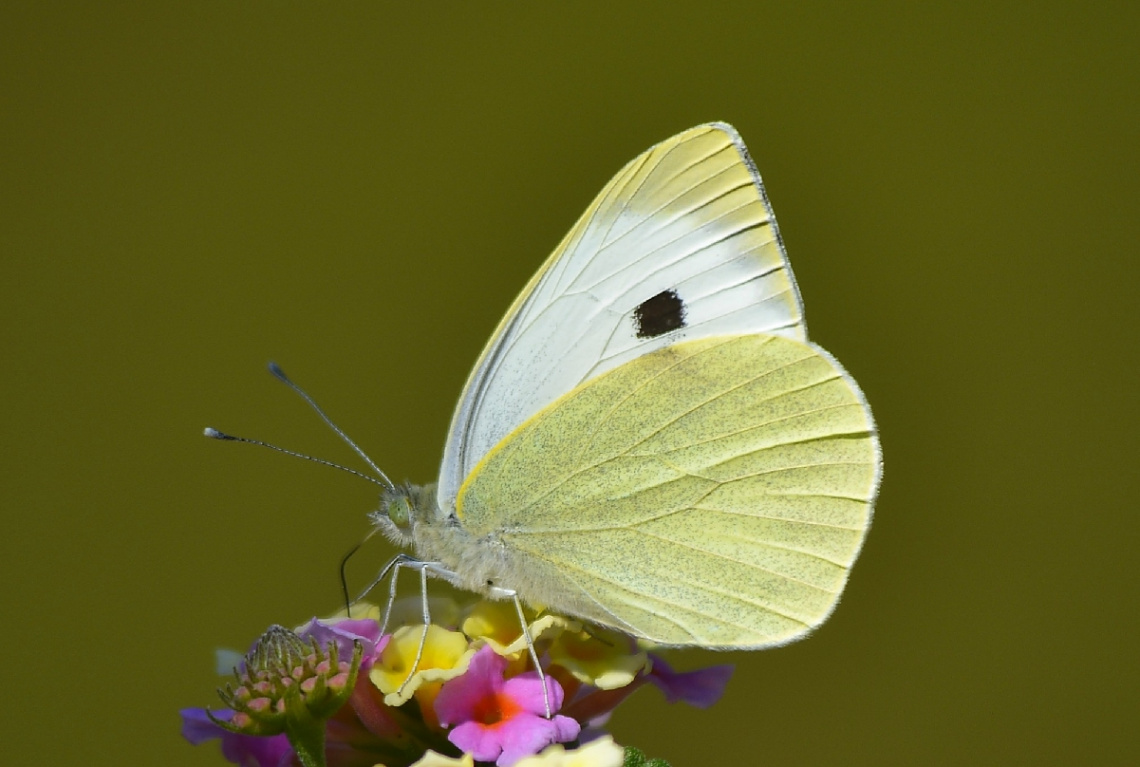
[
  {"left": 512, "top": 736, "right": 625, "bottom": 767},
  {"left": 330, "top": 597, "right": 464, "bottom": 633},
  {"left": 370, "top": 624, "right": 474, "bottom": 715},
  {"left": 461, "top": 600, "right": 521, "bottom": 649},
  {"left": 326, "top": 599, "right": 381, "bottom": 622},
  {"left": 462, "top": 601, "right": 580, "bottom": 658},
  {"left": 386, "top": 596, "right": 463, "bottom": 632},
  {"left": 548, "top": 628, "right": 648, "bottom": 690},
  {"left": 406, "top": 750, "right": 476, "bottom": 767}
]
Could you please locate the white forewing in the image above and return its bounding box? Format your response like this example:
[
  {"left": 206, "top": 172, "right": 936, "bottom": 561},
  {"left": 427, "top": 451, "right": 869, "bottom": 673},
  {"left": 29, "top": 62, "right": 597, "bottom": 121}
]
[{"left": 438, "top": 123, "right": 807, "bottom": 507}]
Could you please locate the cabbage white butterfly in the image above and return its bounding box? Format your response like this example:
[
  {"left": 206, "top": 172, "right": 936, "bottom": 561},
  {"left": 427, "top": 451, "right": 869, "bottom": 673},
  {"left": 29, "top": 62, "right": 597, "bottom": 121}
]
[{"left": 374, "top": 122, "right": 881, "bottom": 649}]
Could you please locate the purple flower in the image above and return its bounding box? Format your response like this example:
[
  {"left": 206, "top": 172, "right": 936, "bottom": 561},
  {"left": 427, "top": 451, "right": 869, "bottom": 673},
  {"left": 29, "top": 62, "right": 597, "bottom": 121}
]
[
  {"left": 296, "top": 617, "right": 385, "bottom": 668},
  {"left": 646, "top": 654, "right": 733, "bottom": 708},
  {"left": 435, "top": 646, "right": 580, "bottom": 767},
  {"left": 180, "top": 708, "right": 293, "bottom": 767}
]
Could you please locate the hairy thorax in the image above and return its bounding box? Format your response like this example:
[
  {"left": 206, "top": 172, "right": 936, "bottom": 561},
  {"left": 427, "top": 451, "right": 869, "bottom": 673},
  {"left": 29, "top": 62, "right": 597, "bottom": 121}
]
[{"left": 374, "top": 482, "right": 512, "bottom": 596}]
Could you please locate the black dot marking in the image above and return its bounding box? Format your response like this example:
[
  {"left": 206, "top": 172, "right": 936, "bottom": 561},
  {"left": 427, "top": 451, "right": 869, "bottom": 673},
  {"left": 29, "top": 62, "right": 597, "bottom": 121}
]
[{"left": 634, "top": 289, "right": 686, "bottom": 339}]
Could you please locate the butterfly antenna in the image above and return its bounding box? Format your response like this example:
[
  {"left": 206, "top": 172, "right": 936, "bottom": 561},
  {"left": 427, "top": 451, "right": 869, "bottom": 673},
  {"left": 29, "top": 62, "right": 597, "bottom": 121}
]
[
  {"left": 267, "top": 362, "right": 396, "bottom": 491},
  {"left": 203, "top": 428, "right": 390, "bottom": 488}
]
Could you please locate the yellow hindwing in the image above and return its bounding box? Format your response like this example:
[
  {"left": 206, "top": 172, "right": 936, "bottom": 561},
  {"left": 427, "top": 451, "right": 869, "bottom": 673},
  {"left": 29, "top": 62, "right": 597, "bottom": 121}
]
[{"left": 456, "top": 334, "right": 878, "bottom": 648}]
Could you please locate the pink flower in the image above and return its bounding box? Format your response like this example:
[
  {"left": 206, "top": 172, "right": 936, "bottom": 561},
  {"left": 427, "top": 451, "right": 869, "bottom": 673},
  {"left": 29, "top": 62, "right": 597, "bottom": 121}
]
[{"left": 435, "top": 646, "right": 580, "bottom": 767}]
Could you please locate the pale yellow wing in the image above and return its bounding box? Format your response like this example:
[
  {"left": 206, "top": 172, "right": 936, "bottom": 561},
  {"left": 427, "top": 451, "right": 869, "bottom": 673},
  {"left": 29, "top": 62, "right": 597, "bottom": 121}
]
[
  {"left": 439, "top": 123, "right": 804, "bottom": 508},
  {"left": 456, "top": 334, "right": 879, "bottom": 648}
]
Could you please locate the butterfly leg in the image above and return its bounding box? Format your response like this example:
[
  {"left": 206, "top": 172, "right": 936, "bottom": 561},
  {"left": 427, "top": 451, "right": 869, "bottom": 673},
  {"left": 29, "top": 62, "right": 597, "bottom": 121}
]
[
  {"left": 344, "top": 552, "right": 419, "bottom": 633},
  {"left": 378, "top": 554, "right": 419, "bottom": 636},
  {"left": 351, "top": 552, "right": 444, "bottom": 693},
  {"left": 488, "top": 584, "right": 551, "bottom": 719},
  {"left": 401, "top": 563, "right": 434, "bottom": 694},
  {"left": 390, "top": 558, "right": 454, "bottom": 695}
]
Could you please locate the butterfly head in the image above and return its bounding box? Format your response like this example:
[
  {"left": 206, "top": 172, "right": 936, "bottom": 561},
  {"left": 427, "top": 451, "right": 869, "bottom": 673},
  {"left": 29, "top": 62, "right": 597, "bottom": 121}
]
[{"left": 372, "top": 482, "right": 437, "bottom": 547}]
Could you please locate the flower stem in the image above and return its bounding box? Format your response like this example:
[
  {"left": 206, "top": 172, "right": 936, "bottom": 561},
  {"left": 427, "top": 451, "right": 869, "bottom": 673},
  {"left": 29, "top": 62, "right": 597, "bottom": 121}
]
[{"left": 284, "top": 690, "right": 328, "bottom": 767}]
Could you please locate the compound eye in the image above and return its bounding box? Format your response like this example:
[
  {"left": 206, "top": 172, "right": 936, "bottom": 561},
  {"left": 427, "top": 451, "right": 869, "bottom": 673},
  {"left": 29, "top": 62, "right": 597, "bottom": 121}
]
[{"left": 387, "top": 495, "right": 413, "bottom": 532}]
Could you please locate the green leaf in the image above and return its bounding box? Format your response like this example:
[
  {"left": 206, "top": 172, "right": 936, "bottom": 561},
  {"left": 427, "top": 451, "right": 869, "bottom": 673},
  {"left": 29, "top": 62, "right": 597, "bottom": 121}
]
[{"left": 623, "top": 745, "right": 671, "bottom": 767}]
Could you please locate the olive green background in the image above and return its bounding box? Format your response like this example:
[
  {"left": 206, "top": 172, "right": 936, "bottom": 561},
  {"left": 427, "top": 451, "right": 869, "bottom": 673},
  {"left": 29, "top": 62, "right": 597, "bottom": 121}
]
[{"left": 3, "top": 3, "right": 1136, "bottom": 765}]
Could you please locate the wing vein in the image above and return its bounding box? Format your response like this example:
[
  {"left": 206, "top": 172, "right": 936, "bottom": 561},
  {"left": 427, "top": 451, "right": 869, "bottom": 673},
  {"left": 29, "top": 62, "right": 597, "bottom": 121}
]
[{"left": 627, "top": 526, "right": 843, "bottom": 591}]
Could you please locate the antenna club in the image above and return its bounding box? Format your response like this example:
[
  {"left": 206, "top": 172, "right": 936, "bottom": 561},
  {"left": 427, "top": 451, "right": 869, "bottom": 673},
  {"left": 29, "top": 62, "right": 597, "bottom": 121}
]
[
  {"left": 260, "top": 362, "right": 397, "bottom": 491},
  {"left": 198, "top": 425, "right": 391, "bottom": 489}
]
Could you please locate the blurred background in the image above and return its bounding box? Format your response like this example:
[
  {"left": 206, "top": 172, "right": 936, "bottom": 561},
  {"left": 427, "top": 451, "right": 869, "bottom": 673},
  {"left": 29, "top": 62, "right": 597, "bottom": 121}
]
[{"left": 3, "top": 3, "right": 1137, "bottom": 765}]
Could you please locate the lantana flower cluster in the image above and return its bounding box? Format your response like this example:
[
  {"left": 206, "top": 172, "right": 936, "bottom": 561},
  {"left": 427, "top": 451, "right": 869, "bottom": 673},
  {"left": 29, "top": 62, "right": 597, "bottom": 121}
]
[{"left": 182, "top": 598, "right": 732, "bottom": 767}]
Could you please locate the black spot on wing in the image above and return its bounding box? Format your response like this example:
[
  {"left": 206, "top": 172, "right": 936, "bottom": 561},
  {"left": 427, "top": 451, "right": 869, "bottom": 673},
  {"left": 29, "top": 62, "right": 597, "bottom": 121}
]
[{"left": 634, "top": 289, "right": 686, "bottom": 339}]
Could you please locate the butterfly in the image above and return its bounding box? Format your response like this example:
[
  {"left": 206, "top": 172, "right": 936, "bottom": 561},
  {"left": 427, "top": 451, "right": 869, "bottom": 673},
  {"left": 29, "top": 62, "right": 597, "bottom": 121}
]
[{"left": 372, "top": 122, "right": 882, "bottom": 650}]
